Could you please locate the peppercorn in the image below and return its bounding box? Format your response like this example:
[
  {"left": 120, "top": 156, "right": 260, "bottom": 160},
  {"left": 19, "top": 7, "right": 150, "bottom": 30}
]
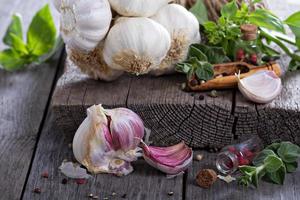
[
  {"left": 198, "top": 95, "right": 205, "bottom": 101},
  {"left": 190, "top": 79, "right": 199, "bottom": 87},
  {"left": 61, "top": 178, "right": 68, "bottom": 184},
  {"left": 121, "top": 194, "right": 127, "bottom": 198}
]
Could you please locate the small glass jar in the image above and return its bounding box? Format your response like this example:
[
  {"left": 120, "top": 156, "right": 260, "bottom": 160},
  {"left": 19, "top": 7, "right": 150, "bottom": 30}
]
[{"left": 216, "top": 136, "right": 263, "bottom": 174}]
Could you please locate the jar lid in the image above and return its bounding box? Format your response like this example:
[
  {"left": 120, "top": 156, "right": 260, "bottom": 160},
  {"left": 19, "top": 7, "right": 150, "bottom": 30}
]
[{"left": 241, "top": 24, "right": 258, "bottom": 41}]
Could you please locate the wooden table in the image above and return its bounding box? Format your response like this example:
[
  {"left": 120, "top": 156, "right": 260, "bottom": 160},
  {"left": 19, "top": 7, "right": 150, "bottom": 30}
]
[{"left": 0, "top": 1, "right": 299, "bottom": 200}]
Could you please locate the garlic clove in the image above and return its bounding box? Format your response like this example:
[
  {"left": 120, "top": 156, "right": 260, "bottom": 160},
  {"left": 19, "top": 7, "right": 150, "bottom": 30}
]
[
  {"left": 103, "top": 17, "right": 171, "bottom": 75},
  {"left": 59, "top": 161, "right": 92, "bottom": 179},
  {"left": 108, "top": 0, "right": 172, "bottom": 17},
  {"left": 237, "top": 70, "right": 282, "bottom": 104},
  {"left": 141, "top": 141, "right": 193, "bottom": 175},
  {"left": 67, "top": 42, "right": 124, "bottom": 81},
  {"left": 150, "top": 4, "right": 201, "bottom": 76},
  {"left": 55, "top": 0, "right": 112, "bottom": 52}
]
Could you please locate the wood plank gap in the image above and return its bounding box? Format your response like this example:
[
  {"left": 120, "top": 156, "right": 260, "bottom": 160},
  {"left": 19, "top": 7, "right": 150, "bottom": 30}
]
[
  {"left": 182, "top": 171, "right": 188, "bottom": 200},
  {"left": 125, "top": 77, "right": 133, "bottom": 108},
  {"left": 20, "top": 48, "right": 66, "bottom": 200}
]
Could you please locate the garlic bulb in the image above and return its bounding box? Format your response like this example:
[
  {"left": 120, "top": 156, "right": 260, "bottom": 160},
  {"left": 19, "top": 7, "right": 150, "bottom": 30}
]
[
  {"left": 150, "top": 4, "right": 201, "bottom": 76},
  {"left": 54, "top": 0, "right": 112, "bottom": 52},
  {"left": 73, "top": 105, "right": 144, "bottom": 176},
  {"left": 103, "top": 17, "right": 171, "bottom": 74},
  {"left": 237, "top": 70, "right": 282, "bottom": 104},
  {"left": 67, "top": 42, "right": 123, "bottom": 81},
  {"left": 141, "top": 141, "right": 193, "bottom": 175},
  {"left": 108, "top": 0, "right": 171, "bottom": 17}
]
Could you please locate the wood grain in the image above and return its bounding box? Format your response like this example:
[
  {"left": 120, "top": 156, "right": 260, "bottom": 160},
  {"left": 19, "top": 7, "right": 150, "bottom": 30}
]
[
  {"left": 186, "top": 151, "right": 300, "bottom": 200},
  {"left": 23, "top": 114, "right": 183, "bottom": 200}
]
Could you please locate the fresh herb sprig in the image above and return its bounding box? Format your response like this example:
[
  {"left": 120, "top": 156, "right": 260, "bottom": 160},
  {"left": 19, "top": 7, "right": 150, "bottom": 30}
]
[
  {"left": 238, "top": 142, "right": 300, "bottom": 187},
  {"left": 0, "top": 4, "right": 60, "bottom": 71}
]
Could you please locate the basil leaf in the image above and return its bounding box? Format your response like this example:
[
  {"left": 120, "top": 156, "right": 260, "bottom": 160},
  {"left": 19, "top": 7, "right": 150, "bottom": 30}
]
[
  {"left": 27, "top": 4, "right": 56, "bottom": 56},
  {"left": 265, "top": 142, "right": 281, "bottom": 152},
  {"left": 176, "top": 63, "right": 192, "bottom": 74},
  {"left": 263, "top": 155, "right": 283, "bottom": 173},
  {"left": 277, "top": 142, "right": 300, "bottom": 163},
  {"left": 195, "top": 62, "right": 214, "bottom": 81},
  {"left": 3, "top": 14, "right": 23, "bottom": 46},
  {"left": 265, "top": 165, "right": 286, "bottom": 185},
  {"left": 285, "top": 162, "right": 298, "bottom": 173},
  {"left": 188, "top": 45, "right": 208, "bottom": 61},
  {"left": 9, "top": 33, "right": 28, "bottom": 54},
  {"left": 253, "top": 149, "right": 276, "bottom": 166},
  {"left": 190, "top": 44, "right": 230, "bottom": 64},
  {"left": 189, "top": 0, "right": 208, "bottom": 25},
  {"left": 221, "top": 0, "right": 238, "bottom": 19},
  {"left": 249, "top": 9, "right": 285, "bottom": 33},
  {"left": 285, "top": 11, "right": 300, "bottom": 28},
  {"left": 0, "top": 49, "right": 28, "bottom": 71}
]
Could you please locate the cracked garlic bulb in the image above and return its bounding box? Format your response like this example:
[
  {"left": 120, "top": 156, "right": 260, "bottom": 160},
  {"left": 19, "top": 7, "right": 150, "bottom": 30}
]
[
  {"left": 73, "top": 105, "right": 144, "bottom": 176},
  {"left": 150, "top": 4, "right": 200, "bottom": 76},
  {"left": 53, "top": 0, "right": 112, "bottom": 52},
  {"left": 103, "top": 17, "right": 171, "bottom": 74},
  {"left": 108, "top": 0, "right": 171, "bottom": 17},
  {"left": 67, "top": 42, "right": 123, "bottom": 81}
]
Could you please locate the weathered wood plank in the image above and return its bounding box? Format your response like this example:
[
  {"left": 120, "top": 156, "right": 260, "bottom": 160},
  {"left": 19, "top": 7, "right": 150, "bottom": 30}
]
[
  {"left": 186, "top": 151, "right": 300, "bottom": 200},
  {"left": 0, "top": 1, "right": 60, "bottom": 199},
  {"left": 23, "top": 114, "right": 183, "bottom": 200}
]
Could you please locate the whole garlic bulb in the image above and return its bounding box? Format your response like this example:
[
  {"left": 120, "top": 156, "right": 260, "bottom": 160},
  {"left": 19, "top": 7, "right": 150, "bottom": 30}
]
[
  {"left": 67, "top": 42, "right": 123, "bottom": 81},
  {"left": 73, "top": 105, "right": 144, "bottom": 175},
  {"left": 103, "top": 17, "right": 171, "bottom": 75},
  {"left": 108, "top": 0, "right": 171, "bottom": 17},
  {"left": 151, "top": 4, "right": 200, "bottom": 76},
  {"left": 53, "top": 0, "right": 112, "bottom": 52}
]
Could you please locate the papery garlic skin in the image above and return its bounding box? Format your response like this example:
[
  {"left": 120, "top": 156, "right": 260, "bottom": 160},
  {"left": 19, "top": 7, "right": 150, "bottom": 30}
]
[
  {"left": 73, "top": 105, "right": 144, "bottom": 176},
  {"left": 237, "top": 70, "right": 282, "bottom": 104},
  {"left": 67, "top": 42, "right": 123, "bottom": 81},
  {"left": 103, "top": 17, "right": 171, "bottom": 75},
  {"left": 108, "top": 0, "right": 171, "bottom": 17},
  {"left": 54, "top": 0, "right": 112, "bottom": 52},
  {"left": 150, "top": 4, "right": 200, "bottom": 76}
]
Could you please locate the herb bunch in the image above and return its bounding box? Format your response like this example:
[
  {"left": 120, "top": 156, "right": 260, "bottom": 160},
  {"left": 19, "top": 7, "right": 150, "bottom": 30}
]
[
  {"left": 238, "top": 141, "right": 300, "bottom": 187},
  {"left": 0, "top": 4, "right": 60, "bottom": 71}
]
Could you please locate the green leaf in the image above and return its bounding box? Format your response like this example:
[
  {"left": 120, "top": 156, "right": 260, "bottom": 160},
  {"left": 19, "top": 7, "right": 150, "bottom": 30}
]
[
  {"left": 189, "top": 0, "right": 208, "bottom": 25},
  {"left": 188, "top": 45, "right": 208, "bottom": 61},
  {"left": 249, "top": 9, "right": 285, "bottom": 33},
  {"left": 277, "top": 142, "right": 300, "bottom": 163},
  {"left": 190, "top": 44, "right": 230, "bottom": 64},
  {"left": 221, "top": 0, "right": 238, "bottom": 19},
  {"left": 27, "top": 4, "right": 56, "bottom": 56},
  {"left": 195, "top": 61, "right": 214, "bottom": 81},
  {"left": 289, "top": 59, "right": 300, "bottom": 71},
  {"left": 265, "top": 165, "right": 286, "bottom": 185},
  {"left": 253, "top": 149, "right": 276, "bottom": 166},
  {"left": 3, "top": 14, "right": 23, "bottom": 46},
  {"left": 0, "top": 49, "right": 28, "bottom": 71},
  {"left": 265, "top": 143, "right": 281, "bottom": 152},
  {"left": 252, "top": 0, "right": 262, "bottom": 3},
  {"left": 263, "top": 155, "right": 284, "bottom": 173},
  {"left": 285, "top": 11, "right": 300, "bottom": 28},
  {"left": 9, "top": 33, "right": 28, "bottom": 54},
  {"left": 285, "top": 162, "right": 298, "bottom": 173},
  {"left": 176, "top": 63, "right": 192, "bottom": 74}
]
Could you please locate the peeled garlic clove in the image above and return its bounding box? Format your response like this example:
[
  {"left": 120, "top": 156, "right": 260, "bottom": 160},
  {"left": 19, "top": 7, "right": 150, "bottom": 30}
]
[
  {"left": 141, "top": 141, "right": 193, "bottom": 175},
  {"left": 237, "top": 70, "right": 282, "bottom": 104},
  {"left": 67, "top": 42, "right": 124, "bottom": 81},
  {"left": 59, "top": 161, "right": 91, "bottom": 179},
  {"left": 103, "top": 17, "right": 171, "bottom": 75},
  {"left": 150, "top": 4, "right": 201, "bottom": 76},
  {"left": 55, "top": 0, "right": 112, "bottom": 52},
  {"left": 104, "top": 107, "right": 145, "bottom": 151},
  {"left": 108, "top": 0, "right": 171, "bottom": 17}
]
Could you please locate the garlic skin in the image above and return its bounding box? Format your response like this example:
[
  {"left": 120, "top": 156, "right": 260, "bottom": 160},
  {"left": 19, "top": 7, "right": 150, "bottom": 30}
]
[
  {"left": 141, "top": 141, "right": 193, "bottom": 175},
  {"left": 103, "top": 17, "right": 171, "bottom": 75},
  {"left": 67, "top": 42, "right": 123, "bottom": 81},
  {"left": 108, "top": 0, "right": 171, "bottom": 17},
  {"left": 150, "top": 4, "right": 200, "bottom": 76},
  {"left": 237, "top": 70, "right": 282, "bottom": 104},
  {"left": 73, "top": 105, "right": 144, "bottom": 176},
  {"left": 54, "top": 0, "right": 112, "bottom": 52}
]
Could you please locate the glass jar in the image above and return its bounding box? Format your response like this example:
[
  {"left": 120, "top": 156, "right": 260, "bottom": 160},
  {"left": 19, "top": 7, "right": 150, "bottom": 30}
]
[
  {"left": 234, "top": 24, "right": 262, "bottom": 65},
  {"left": 216, "top": 136, "right": 264, "bottom": 174}
]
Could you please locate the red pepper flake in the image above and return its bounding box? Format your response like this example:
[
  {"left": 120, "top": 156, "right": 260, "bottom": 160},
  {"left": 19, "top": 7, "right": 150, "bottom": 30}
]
[
  {"left": 41, "top": 171, "right": 49, "bottom": 178},
  {"left": 33, "top": 188, "right": 41, "bottom": 194},
  {"left": 75, "top": 178, "right": 86, "bottom": 185},
  {"left": 121, "top": 194, "right": 127, "bottom": 199},
  {"left": 61, "top": 178, "right": 68, "bottom": 184}
]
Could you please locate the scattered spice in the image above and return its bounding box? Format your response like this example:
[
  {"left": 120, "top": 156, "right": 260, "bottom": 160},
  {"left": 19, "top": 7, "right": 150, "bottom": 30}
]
[
  {"left": 208, "top": 90, "right": 218, "bottom": 98},
  {"left": 200, "top": 80, "right": 206, "bottom": 85},
  {"left": 92, "top": 196, "right": 99, "bottom": 199},
  {"left": 168, "top": 191, "right": 174, "bottom": 196},
  {"left": 103, "top": 197, "right": 109, "bottom": 200},
  {"left": 121, "top": 194, "right": 127, "bottom": 198},
  {"left": 75, "top": 178, "right": 86, "bottom": 185},
  {"left": 217, "top": 175, "right": 236, "bottom": 183},
  {"left": 68, "top": 143, "right": 72, "bottom": 149},
  {"left": 196, "top": 169, "right": 217, "bottom": 189},
  {"left": 196, "top": 154, "right": 203, "bottom": 161},
  {"left": 198, "top": 95, "right": 205, "bottom": 101},
  {"left": 33, "top": 187, "right": 41, "bottom": 194},
  {"left": 41, "top": 171, "right": 49, "bottom": 178},
  {"left": 88, "top": 193, "right": 94, "bottom": 198},
  {"left": 112, "top": 192, "right": 117, "bottom": 196},
  {"left": 61, "top": 178, "right": 68, "bottom": 184}
]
